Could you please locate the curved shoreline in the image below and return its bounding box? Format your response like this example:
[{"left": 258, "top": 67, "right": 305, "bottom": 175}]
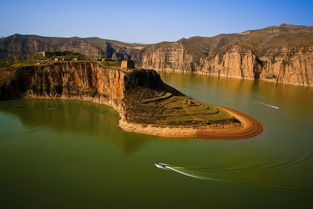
[
  {"left": 119, "top": 106, "right": 263, "bottom": 140},
  {"left": 18, "top": 96, "right": 263, "bottom": 140}
]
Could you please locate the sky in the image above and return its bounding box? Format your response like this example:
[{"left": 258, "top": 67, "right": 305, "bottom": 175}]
[{"left": 0, "top": 0, "right": 312, "bottom": 43}]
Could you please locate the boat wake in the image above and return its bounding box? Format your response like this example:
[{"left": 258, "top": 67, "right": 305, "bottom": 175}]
[
  {"left": 165, "top": 165, "right": 218, "bottom": 181},
  {"left": 154, "top": 160, "right": 313, "bottom": 194},
  {"left": 258, "top": 102, "right": 279, "bottom": 110}
]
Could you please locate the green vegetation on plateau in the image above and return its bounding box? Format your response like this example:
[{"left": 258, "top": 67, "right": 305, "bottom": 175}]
[
  {"left": 124, "top": 76, "right": 237, "bottom": 126},
  {"left": 127, "top": 93, "right": 236, "bottom": 126}
]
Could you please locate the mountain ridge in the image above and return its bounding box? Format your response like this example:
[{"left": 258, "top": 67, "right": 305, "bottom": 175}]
[{"left": 1, "top": 24, "right": 313, "bottom": 86}]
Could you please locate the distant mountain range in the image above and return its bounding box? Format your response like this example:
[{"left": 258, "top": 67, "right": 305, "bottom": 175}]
[
  {"left": 1, "top": 24, "right": 313, "bottom": 86},
  {"left": 0, "top": 34, "right": 146, "bottom": 60}
]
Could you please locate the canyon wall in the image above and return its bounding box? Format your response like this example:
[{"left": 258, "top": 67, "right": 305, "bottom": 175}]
[
  {"left": 0, "top": 62, "right": 171, "bottom": 118},
  {"left": 141, "top": 43, "right": 313, "bottom": 86},
  {"left": 140, "top": 24, "right": 313, "bottom": 86}
]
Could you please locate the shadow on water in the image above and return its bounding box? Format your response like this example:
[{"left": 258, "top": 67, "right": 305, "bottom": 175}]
[{"left": 0, "top": 99, "right": 148, "bottom": 154}]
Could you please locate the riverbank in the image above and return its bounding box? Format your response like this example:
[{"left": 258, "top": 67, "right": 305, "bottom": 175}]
[
  {"left": 0, "top": 61, "right": 263, "bottom": 140},
  {"left": 20, "top": 95, "right": 263, "bottom": 140},
  {"left": 119, "top": 105, "right": 263, "bottom": 140}
]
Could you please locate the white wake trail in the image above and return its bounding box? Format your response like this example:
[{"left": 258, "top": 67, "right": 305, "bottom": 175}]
[
  {"left": 259, "top": 102, "right": 279, "bottom": 110},
  {"left": 165, "top": 166, "right": 217, "bottom": 181},
  {"left": 156, "top": 163, "right": 313, "bottom": 194}
]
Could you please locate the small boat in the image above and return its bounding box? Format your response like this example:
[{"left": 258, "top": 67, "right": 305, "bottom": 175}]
[{"left": 154, "top": 162, "right": 168, "bottom": 169}]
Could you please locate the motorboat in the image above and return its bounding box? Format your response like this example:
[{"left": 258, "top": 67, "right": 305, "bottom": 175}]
[{"left": 154, "top": 162, "right": 168, "bottom": 169}]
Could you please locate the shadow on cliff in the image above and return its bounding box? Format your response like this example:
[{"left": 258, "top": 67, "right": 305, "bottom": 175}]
[{"left": 124, "top": 69, "right": 184, "bottom": 100}]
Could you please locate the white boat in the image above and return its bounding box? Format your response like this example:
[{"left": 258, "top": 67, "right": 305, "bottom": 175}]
[{"left": 154, "top": 162, "right": 168, "bottom": 169}]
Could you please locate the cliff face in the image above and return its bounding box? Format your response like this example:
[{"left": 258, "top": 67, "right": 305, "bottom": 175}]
[
  {"left": 0, "top": 62, "right": 178, "bottom": 118},
  {"left": 141, "top": 24, "right": 313, "bottom": 86},
  {"left": 0, "top": 62, "right": 123, "bottom": 112},
  {"left": 202, "top": 46, "right": 313, "bottom": 86}
]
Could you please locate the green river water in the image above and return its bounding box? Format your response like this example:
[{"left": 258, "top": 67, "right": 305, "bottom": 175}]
[{"left": 0, "top": 72, "right": 312, "bottom": 209}]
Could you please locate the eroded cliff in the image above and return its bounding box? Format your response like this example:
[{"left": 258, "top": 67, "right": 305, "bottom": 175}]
[
  {"left": 0, "top": 61, "right": 182, "bottom": 120},
  {"left": 141, "top": 24, "right": 313, "bottom": 86},
  {"left": 1, "top": 62, "right": 124, "bottom": 113}
]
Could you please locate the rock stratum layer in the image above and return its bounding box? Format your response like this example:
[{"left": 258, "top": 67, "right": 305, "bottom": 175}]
[
  {"left": 0, "top": 62, "right": 168, "bottom": 116},
  {"left": 141, "top": 24, "right": 313, "bottom": 86},
  {"left": 0, "top": 61, "right": 262, "bottom": 139},
  {"left": 1, "top": 24, "right": 312, "bottom": 86}
]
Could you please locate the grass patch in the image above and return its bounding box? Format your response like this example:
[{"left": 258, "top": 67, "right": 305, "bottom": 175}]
[{"left": 127, "top": 95, "right": 236, "bottom": 126}]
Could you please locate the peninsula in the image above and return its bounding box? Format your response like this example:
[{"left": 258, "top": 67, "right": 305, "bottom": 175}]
[{"left": 0, "top": 56, "right": 263, "bottom": 139}]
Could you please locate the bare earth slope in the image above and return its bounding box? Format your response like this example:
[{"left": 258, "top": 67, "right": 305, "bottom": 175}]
[{"left": 0, "top": 61, "right": 262, "bottom": 139}]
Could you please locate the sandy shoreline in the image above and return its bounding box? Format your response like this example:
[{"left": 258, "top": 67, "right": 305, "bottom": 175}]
[{"left": 119, "top": 106, "right": 263, "bottom": 140}]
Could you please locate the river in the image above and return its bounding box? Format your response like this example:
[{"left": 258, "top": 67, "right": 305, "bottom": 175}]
[{"left": 0, "top": 72, "right": 312, "bottom": 209}]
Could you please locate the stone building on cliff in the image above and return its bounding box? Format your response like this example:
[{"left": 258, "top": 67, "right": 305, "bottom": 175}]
[{"left": 121, "top": 60, "right": 135, "bottom": 69}]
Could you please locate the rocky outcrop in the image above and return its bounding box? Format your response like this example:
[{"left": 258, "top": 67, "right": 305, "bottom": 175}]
[
  {"left": 0, "top": 62, "right": 123, "bottom": 113},
  {"left": 258, "top": 46, "right": 313, "bottom": 86},
  {"left": 201, "top": 46, "right": 313, "bottom": 86},
  {"left": 140, "top": 24, "right": 313, "bottom": 86},
  {"left": 0, "top": 62, "right": 179, "bottom": 118}
]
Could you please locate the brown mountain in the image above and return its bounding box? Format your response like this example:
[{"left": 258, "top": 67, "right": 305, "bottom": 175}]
[
  {"left": 1, "top": 24, "right": 313, "bottom": 86},
  {"left": 141, "top": 24, "right": 313, "bottom": 86},
  {"left": 0, "top": 34, "right": 145, "bottom": 60}
]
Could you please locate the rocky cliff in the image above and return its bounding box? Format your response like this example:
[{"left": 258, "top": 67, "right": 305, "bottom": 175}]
[
  {"left": 140, "top": 24, "right": 313, "bottom": 86},
  {"left": 0, "top": 61, "right": 180, "bottom": 119}
]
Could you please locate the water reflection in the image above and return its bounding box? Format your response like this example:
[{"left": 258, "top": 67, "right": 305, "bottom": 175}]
[
  {"left": 0, "top": 99, "right": 147, "bottom": 154},
  {"left": 160, "top": 72, "right": 313, "bottom": 118},
  {"left": 0, "top": 73, "right": 313, "bottom": 209}
]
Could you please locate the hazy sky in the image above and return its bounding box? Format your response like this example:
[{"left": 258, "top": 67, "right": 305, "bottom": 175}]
[{"left": 0, "top": 0, "right": 312, "bottom": 43}]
